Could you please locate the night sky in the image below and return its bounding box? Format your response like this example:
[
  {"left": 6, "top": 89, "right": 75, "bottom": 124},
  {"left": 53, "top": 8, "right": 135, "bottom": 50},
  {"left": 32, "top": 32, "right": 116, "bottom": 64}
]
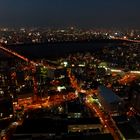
[{"left": 0, "top": 0, "right": 140, "bottom": 29}]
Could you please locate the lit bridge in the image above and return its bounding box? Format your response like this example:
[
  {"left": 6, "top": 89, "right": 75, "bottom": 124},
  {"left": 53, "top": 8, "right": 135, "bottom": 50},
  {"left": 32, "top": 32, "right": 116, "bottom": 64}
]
[
  {"left": 112, "top": 37, "right": 140, "bottom": 43},
  {"left": 0, "top": 45, "right": 56, "bottom": 69}
]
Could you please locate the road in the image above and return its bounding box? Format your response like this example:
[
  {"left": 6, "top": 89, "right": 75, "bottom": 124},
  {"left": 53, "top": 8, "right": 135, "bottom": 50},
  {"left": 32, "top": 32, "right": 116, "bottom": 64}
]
[
  {"left": 16, "top": 92, "right": 77, "bottom": 111},
  {"left": 85, "top": 98, "right": 125, "bottom": 140}
]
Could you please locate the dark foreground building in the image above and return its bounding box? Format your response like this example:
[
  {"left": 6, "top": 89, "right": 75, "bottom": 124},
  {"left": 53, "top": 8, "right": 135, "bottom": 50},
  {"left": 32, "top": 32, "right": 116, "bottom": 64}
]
[
  {"left": 11, "top": 99, "right": 114, "bottom": 140},
  {"left": 12, "top": 117, "right": 114, "bottom": 140}
]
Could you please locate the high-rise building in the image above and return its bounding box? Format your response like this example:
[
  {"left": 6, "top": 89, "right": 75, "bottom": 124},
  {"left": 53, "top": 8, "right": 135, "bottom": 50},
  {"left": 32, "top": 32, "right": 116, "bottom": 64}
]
[{"left": 97, "top": 85, "right": 124, "bottom": 114}]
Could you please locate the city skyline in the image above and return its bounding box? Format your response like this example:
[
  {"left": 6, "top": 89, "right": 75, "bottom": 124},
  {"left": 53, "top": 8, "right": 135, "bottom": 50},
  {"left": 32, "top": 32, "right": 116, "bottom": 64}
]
[
  {"left": 0, "top": 1, "right": 140, "bottom": 139},
  {"left": 0, "top": 0, "right": 140, "bottom": 29}
]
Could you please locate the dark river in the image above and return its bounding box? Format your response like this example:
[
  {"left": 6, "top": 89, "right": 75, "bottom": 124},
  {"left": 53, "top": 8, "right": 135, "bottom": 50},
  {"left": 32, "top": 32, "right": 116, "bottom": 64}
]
[{"left": 5, "top": 41, "right": 126, "bottom": 60}]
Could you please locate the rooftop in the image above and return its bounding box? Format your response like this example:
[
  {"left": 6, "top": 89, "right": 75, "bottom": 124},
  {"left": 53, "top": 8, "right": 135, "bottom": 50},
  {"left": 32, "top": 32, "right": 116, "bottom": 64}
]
[{"left": 98, "top": 85, "right": 122, "bottom": 103}]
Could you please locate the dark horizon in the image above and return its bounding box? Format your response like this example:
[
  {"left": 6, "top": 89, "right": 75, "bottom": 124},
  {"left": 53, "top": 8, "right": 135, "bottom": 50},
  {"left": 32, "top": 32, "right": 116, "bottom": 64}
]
[{"left": 0, "top": 0, "right": 140, "bottom": 29}]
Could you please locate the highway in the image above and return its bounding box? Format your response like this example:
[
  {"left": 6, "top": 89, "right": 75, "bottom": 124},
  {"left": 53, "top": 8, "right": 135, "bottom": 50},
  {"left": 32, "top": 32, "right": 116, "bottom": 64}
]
[
  {"left": 85, "top": 97, "right": 125, "bottom": 140},
  {"left": 0, "top": 45, "right": 30, "bottom": 63},
  {"left": 0, "top": 45, "right": 56, "bottom": 69},
  {"left": 84, "top": 88, "right": 124, "bottom": 139},
  {"left": 112, "top": 37, "right": 140, "bottom": 43}
]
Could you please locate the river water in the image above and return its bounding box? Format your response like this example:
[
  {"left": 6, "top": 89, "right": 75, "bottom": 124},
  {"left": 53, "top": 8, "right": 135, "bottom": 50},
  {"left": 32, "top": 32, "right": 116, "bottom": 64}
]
[{"left": 6, "top": 41, "right": 125, "bottom": 60}]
